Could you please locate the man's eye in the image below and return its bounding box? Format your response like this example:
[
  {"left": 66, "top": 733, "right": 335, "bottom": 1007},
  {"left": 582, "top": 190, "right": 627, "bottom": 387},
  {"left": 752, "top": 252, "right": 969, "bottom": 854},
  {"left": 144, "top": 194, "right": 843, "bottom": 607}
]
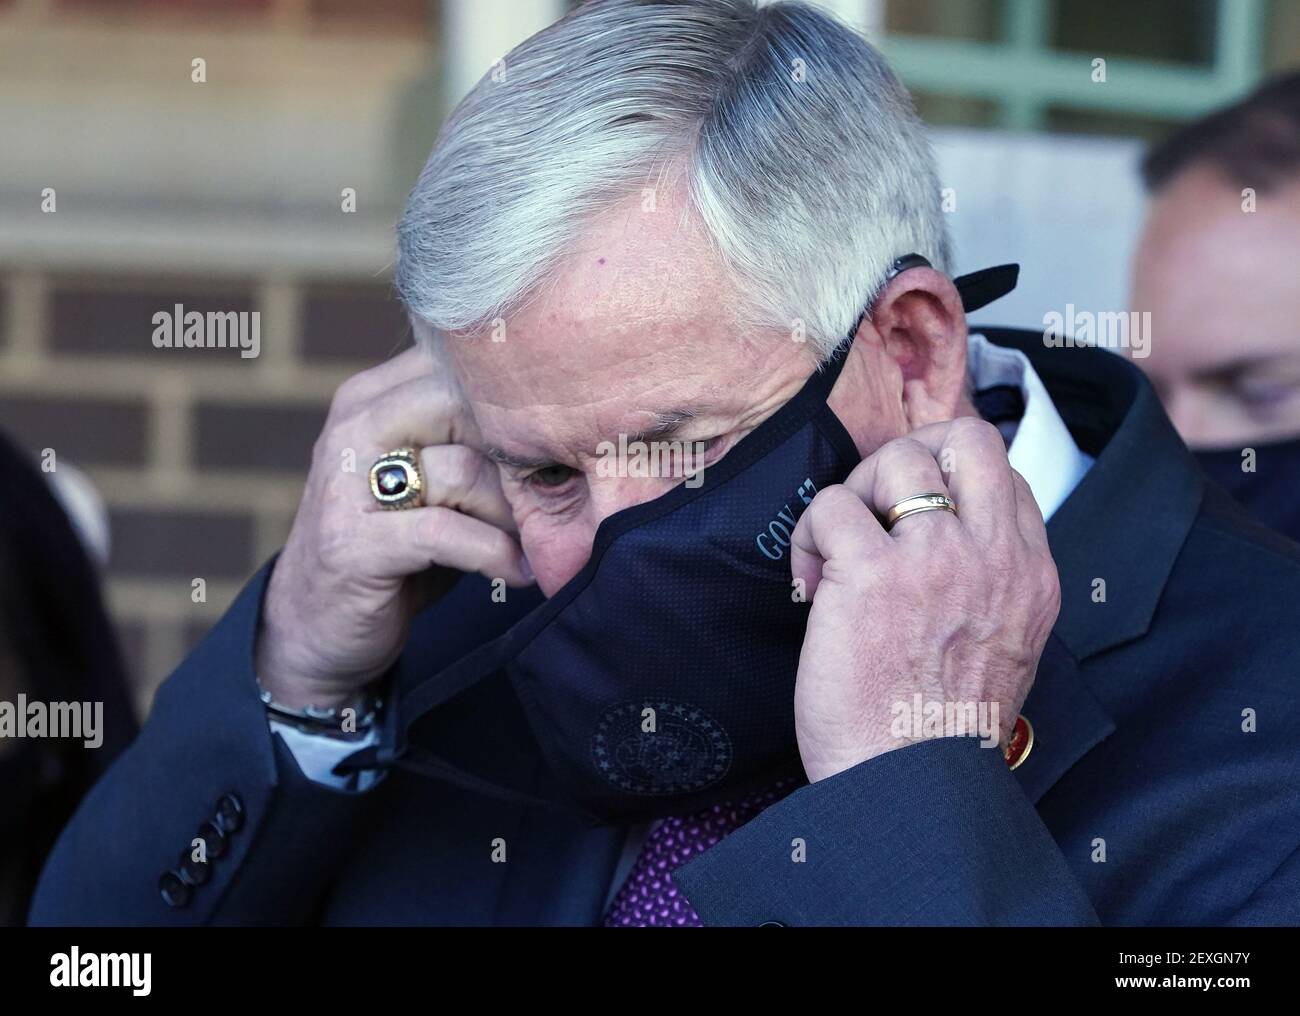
[
  {"left": 528, "top": 464, "right": 577, "bottom": 489},
  {"left": 693, "top": 434, "right": 738, "bottom": 470},
  {"left": 698, "top": 434, "right": 728, "bottom": 460},
  {"left": 1237, "top": 379, "right": 1300, "bottom": 410}
]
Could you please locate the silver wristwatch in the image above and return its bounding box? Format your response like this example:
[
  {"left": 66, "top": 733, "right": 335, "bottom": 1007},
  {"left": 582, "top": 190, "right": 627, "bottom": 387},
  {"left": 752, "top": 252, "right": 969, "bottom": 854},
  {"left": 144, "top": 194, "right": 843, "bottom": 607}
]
[{"left": 258, "top": 683, "right": 382, "bottom": 742}]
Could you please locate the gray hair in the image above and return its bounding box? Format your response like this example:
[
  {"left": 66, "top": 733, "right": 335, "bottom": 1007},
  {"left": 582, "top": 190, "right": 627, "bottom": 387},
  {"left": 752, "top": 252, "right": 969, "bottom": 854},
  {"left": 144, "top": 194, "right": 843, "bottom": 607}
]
[{"left": 396, "top": 0, "right": 949, "bottom": 360}]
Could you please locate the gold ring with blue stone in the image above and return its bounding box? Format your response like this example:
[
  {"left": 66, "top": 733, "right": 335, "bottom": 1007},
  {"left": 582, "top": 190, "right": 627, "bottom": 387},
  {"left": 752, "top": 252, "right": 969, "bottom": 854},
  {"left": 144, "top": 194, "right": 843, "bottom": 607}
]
[{"left": 369, "top": 447, "right": 425, "bottom": 510}]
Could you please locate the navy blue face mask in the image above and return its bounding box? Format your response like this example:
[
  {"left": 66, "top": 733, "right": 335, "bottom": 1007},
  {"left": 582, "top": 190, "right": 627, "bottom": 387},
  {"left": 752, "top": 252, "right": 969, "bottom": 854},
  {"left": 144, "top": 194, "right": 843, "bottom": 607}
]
[
  {"left": 340, "top": 263, "right": 1018, "bottom": 825},
  {"left": 1194, "top": 437, "right": 1300, "bottom": 544}
]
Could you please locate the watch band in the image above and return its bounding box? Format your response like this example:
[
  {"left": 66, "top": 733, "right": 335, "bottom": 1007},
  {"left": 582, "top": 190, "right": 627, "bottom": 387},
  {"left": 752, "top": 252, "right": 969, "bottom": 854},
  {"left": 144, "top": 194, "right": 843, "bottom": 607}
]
[{"left": 258, "top": 684, "right": 382, "bottom": 741}]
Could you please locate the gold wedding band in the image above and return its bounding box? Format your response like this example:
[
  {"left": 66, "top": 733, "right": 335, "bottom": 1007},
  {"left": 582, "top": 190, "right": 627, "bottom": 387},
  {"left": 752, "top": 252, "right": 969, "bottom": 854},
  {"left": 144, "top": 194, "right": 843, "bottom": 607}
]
[
  {"left": 369, "top": 447, "right": 425, "bottom": 510},
  {"left": 883, "top": 493, "right": 957, "bottom": 532}
]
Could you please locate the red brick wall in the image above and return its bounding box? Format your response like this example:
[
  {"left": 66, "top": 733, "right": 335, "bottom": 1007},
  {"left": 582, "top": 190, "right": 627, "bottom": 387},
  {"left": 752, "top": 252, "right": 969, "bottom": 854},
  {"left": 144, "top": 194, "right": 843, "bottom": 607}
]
[{"left": 0, "top": 271, "right": 411, "bottom": 712}]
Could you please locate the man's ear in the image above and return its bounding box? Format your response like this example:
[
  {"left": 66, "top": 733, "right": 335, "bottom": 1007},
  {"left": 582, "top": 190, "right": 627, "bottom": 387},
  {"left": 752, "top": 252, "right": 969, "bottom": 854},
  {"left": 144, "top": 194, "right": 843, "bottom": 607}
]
[{"left": 866, "top": 267, "right": 969, "bottom": 429}]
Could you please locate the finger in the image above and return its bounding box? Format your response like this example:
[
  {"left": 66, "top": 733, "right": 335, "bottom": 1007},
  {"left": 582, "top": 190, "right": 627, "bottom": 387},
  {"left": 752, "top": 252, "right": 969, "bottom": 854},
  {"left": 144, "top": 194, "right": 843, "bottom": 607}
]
[
  {"left": 323, "top": 376, "right": 485, "bottom": 514},
  {"left": 1010, "top": 468, "right": 1050, "bottom": 552},
  {"left": 417, "top": 444, "right": 517, "bottom": 533},
  {"left": 342, "top": 372, "right": 483, "bottom": 455},
  {"left": 361, "top": 506, "right": 532, "bottom": 587},
  {"left": 334, "top": 343, "right": 432, "bottom": 406},
  {"left": 790, "top": 484, "right": 889, "bottom": 598},
  {"left": 904, "top": 417, "right": 1016, "bottom": 542},
  {"left": 840, "top": 437, "right": 955, "bottom": 538}
]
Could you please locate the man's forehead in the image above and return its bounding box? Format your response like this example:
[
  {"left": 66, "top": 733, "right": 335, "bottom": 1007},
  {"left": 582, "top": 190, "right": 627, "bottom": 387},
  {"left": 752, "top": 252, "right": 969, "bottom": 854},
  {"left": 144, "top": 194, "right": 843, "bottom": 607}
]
[
  {"left": 484, "top": 399, "right": 723, "bottom": 469},
  {"left": 446, "top": 194, "right": 746, "bottom": 406},
  {"left": 477, "top": 353, "right": 730, "bottom": 446},
  {"left": 440, "top": 185, "right": 811, "bottom": 460},
  {"left": 449, "top": 319, "right": 729, "bottom": 415},
  {"left": 1144, "top": 167, "right": 1300, "bottom": 259},
  {"left": 539, "top": 196, "right": 736, "bottom": 343}
]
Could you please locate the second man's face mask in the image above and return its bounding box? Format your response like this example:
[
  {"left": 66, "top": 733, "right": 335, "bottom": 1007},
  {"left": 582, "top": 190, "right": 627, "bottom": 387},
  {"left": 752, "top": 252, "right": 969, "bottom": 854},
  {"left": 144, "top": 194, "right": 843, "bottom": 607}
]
[{"left": 1193, "top": 437, "right": 1300, "bottom": 545}]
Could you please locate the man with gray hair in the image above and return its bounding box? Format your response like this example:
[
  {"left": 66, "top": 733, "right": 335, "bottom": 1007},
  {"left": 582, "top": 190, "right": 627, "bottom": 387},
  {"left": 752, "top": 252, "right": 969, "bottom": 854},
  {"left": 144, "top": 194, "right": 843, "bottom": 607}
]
[{"left": 32, "top": 0, "right": 1300, "bottom": 926}]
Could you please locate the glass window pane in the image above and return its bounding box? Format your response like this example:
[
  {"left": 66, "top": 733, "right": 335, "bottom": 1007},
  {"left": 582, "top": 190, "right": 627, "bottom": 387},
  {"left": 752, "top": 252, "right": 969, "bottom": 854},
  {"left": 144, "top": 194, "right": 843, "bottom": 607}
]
[
  {"left": 1265, "top": 0, "right": 1300, "bottom": 71},
  {"left": 1048, "top": 0, "right": 1218, "bottom": 66},
  {"left": 885, "top": 0, "right": 1001, "bottom": 43},
  {"left": 912, "top": 90, "right": 1000, "bottom": 128}
]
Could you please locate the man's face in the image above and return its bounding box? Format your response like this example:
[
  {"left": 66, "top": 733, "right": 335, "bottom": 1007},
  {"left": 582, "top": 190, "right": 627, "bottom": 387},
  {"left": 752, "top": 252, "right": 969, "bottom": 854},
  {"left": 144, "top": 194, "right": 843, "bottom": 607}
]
[
  {"left": 1131, "top": 164, "right": 1300, "bottom": 448},
  {"left": 445, "top": 189, "right": 822, "bottom": 597}
]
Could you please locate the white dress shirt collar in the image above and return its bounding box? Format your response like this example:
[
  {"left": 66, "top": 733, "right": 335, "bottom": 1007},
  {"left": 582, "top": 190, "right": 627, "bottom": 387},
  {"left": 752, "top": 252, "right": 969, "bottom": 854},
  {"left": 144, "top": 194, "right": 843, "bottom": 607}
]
[{"left": 967, "top": 332, "right": 1093, "bottom": 522}]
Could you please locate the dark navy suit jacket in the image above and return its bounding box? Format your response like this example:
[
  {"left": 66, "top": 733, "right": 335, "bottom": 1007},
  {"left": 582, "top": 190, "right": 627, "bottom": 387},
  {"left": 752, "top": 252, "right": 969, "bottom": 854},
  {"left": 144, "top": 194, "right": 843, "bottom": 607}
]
[{"left": 29, "top": 329, "right": 1300, "bottom": 925}]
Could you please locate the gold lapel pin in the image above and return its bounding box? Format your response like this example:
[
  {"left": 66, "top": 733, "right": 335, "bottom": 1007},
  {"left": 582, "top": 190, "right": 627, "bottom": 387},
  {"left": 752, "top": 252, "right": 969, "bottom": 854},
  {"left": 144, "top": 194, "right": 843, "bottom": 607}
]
[{"left": 1005, "top": 714, "right": 1034, "bottom": 770}]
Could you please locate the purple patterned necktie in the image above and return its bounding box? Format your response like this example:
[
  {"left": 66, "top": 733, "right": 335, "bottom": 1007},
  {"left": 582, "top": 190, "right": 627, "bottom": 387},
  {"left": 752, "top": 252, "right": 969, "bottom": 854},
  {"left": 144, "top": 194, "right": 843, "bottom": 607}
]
[{"left": 603, "top": 778, "right": 800, "bottom": 927}]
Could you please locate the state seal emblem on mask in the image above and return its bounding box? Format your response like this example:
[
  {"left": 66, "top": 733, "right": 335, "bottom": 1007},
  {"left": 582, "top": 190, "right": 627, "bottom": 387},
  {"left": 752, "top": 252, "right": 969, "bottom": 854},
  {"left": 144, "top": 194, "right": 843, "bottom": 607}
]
[{"left": 593, "top": 700, "right": 732, "bottom": 796}]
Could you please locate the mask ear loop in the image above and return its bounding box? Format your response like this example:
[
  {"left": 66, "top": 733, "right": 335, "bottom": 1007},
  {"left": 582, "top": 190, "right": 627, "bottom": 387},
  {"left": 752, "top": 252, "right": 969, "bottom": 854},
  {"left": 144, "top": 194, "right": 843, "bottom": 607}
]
[
  {"left": 888, "top": 253, "right": 935, "bottom": 277},
  {"left": 837, "top": 253, "right": 934, "bottom": 356},
  {"left": 844, "top": 255, "right": 1023, "bottom": 347}
]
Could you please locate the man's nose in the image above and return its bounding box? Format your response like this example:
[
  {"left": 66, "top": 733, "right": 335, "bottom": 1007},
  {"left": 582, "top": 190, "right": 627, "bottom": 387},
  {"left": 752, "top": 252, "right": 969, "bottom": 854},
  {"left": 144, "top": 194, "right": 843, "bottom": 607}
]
[{"left": 585, "top": 473, "right": 676, "bottom": 527}]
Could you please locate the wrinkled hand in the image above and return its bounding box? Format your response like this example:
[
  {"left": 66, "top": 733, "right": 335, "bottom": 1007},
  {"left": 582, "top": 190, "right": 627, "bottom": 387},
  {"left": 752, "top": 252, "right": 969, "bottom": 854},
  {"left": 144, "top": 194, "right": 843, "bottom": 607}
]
[
  {"left": 791, "top": 417, "right": 1060, "bottom": 783},
  {"left": 256, "top": 346, "right": 532, "bottom": 711}
]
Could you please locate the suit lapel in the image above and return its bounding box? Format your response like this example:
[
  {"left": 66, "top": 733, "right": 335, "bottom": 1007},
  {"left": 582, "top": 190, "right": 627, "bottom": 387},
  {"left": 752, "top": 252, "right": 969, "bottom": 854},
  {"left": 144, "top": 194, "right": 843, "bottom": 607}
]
[
  {"left": 982, "top": 328, "right": 1204, "bottom": 803},
  {"left": 1012, "top": 633, "right": 1113, "bottom": 803}
]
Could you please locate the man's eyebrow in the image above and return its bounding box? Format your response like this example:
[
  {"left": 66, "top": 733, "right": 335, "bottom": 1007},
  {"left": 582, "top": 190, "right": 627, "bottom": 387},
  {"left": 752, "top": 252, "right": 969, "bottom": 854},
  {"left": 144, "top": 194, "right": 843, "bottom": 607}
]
[
  {"left": 486, "top": 404, "right": 720, "bottom": 471},
  {"left": 624, "top": 405, "right": 715, "bottom": 444},
  {"left": 486, "top": 447, "right": 555, "bottom": 470}
]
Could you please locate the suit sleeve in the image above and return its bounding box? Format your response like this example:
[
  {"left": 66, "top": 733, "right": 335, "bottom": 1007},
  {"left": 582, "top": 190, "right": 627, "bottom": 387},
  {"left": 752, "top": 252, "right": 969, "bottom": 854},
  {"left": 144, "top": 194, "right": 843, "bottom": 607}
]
[
  {"left": 1226, "top": 842, "right": 1300, "bottom": 925},
  {"left": 27, "top": 560, "right": 380, "bottom": 927},
  {"left": 672, "top": 736, "right": 1101, "bottom": 926}
]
